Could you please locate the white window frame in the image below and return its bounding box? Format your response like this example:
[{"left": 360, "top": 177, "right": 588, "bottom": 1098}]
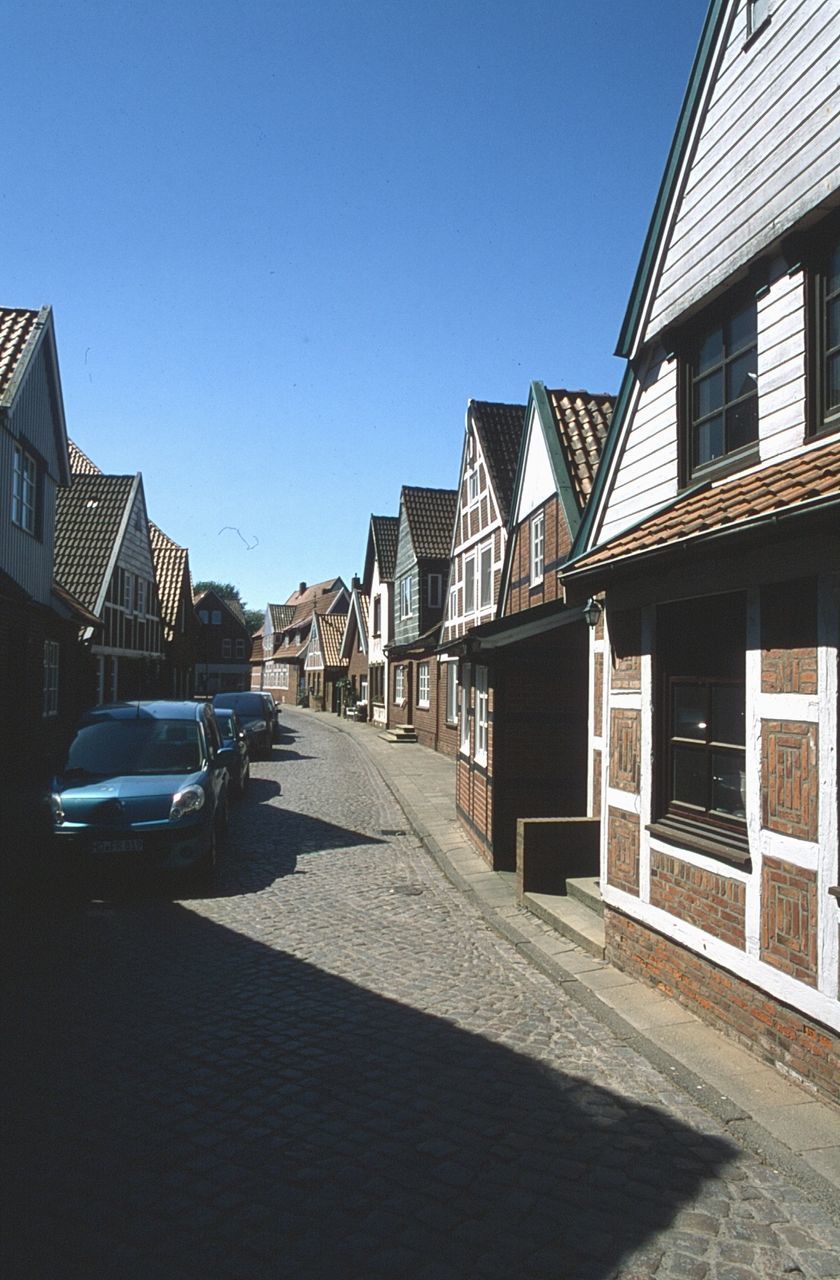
[
  {"left": 530, "top": 509, "right": 545, "bottom": 585},
  {"left": 417, "top": 662, "right": 430, "bottom": 708},
  {"left": 278, "top": 664, "right": 289, "bottom": 690},
  {"left": 459, "top": 664, "right": 471, "bottom": 754},
  {"left": 474, "top": 666, "right": 488, "bottom": 765},
  {"left": 479, "top": 541, "right": 493, "bottom": 610},
  {"left": 136, "top": 577, "right": 147, "bottom": 616},
  {"left": 445, "top": 661, "right": 458, "bottom": 725},
  {"left": 43, "top": 640, "right": 59, "bottom": 717},
  {"left": 123, "top": 571, "right": 133, "bottom": 614},
  {"left": 467, "top": 467, "right": 480, "bottom": 506},
  {"left": 222, "top": 637, "right": 232, "bottom": 658},
  {"left": 464, "top": 554, "right": 476, "bottom": 615},
  {"left": 394, "top": 665, "right": 406, "bottom": 704},
  {"left": 12, "top": 444, "right": 37, "bottom": 534},
  {"left": 747, "top": 0, "right": 770, "bottom": 38},
  {"left": 399, "top": 576, "right": 412, "bottom": 620}
]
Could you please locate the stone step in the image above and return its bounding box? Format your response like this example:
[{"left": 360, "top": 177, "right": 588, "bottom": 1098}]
[
  {"left": 379, "top": 725, "right": 418, "bottom": 743},
  {"left": 566, "top": 875, "right": 604, "bottom": 918},
  {"left": 520, "top": 890, "right": 605, "bottom": 959}
]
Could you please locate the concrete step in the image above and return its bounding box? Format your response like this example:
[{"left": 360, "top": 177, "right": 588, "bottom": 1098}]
[
  {"left": 379, "top": 725, "right": 418, "bottom": 743},
  {"left": 520, "top": 890, "right": 606, "bottom": 959},
  {"left": 566, "top": 876, "right": 604, "bottom": 918}
]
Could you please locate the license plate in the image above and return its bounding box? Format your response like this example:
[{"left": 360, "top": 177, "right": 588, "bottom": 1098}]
[{"left": 90, "top": 838, "right": 144, "bottom": 855}]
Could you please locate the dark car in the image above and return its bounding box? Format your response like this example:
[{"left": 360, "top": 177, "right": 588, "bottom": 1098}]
[
  {"left": 49, "top": 700, "right": 234, "bottom": 884},
  {"left": 212, "top": 692, "right": 274, "bottom": 759},
  {"left": 212, "top": 707, "right": 250, "bottom": 797}
]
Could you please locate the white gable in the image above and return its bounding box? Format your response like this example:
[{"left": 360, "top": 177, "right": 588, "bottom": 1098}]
[{"left": 513, "top": 404, "right": 555, "bottom": 523}]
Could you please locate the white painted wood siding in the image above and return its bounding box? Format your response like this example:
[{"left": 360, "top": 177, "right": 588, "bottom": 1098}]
[{"left": 645, "top": 0, "right": 840, "bottom": 343}]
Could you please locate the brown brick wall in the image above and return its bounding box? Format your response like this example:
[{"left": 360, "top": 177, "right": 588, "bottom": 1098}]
[
  {"left": 609, "top": 708, "right": 641, "bottom": 793},
  {"left": 761, "top": 580, "right": 818, "bottom": 695},
  {"left": 650, "top": 852, "right": 746, "bottom": 948},
  {"left": 760, "top": 857, "right": 819, "bottom": 987},
  {"left": 593, "top": 651, "right": 603, "bottom": 738},
  {"left": 607, "top": 807, "right": 640, "bottom": 895},
  {"left": 503, "top": 497, "right": 570, "bottom": 615},
  {"left": 605, "top": 909, "right": 840, "bottom": 1106},
  {"left": 762, "top": 720, "right": 819, "bottom": 842},
  {"left": 592, "top": 749, "right": 602, "bottom": 819}
]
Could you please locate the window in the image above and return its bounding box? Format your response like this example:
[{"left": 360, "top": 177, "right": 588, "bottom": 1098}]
[
  {"left": 464, "top": 555, "right": 476, "bottom": 614},
  {"left": 394, "top": 665, "right": 405, "bottom": 704},
  {"left": 373, "top": 596, "right": 381, "bottom": 637},
  {"left": 474, "top": 666, "right": 488, "bottom": 764},
  {"left": 370, "top": 664, "right": 384, "bottom": 703},
  {"left": 655, "top": 593, "right": 747, "bottom": 858},
  {"left": 211, "top": 610, "right": 222, "bottom": 625},
  {"left": 136, "top": 578, "right": 147, "bottom": 616},
  {"left": 278, "top": 664, "right": 289, "bottom": 690},
  {"left": 222, "top": 638, "right": 232, "bottom": 658},
  {"left": 399, "top": 577, "right": 412, "bottom": 620},
  {"left": 43, "top": 640, "right": 59, "bottom": 717},
  {"left": 123, "top": 572, "right": 133, "bottom": 614},
  {"left": 479, "top": 542, "right": 492, "bottom": 609},
  {"left": 417, "top": 662, "right": 430, "bottom": 708},
  {"left": 810, "top": 227, "right": 840, "bottom": 435},
  {"left": 235, "top": 639, "right": 246, "bottom": 659},
  {"left": 683, "top": 295, "right": 758, "bottom": 481},
  {"left": 747, "top": 0, "right": 769, "bottom": 38},
  {"left": 12, "top": 444, "right": 37, "bottom": 534},
  {"left": 459, "top": 665, "right": 471, "bottom": 754},
  {"left": 427, "top": 573, "right": 442, "bottom": 609},
  {"left": 198, "top": 609, "right": 209, "bottom": 624},
  {"left": 445, "top": 661, "right": 458, "bottom": 725},
  {"left": 530, "top": 510, "right": 545, "bottom": 585},
  {"left": 468, "top": 467, "right": 480, "bottom": 504}
]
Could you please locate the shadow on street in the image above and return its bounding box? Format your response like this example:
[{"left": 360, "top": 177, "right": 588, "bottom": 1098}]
[{"left": 1, "top": 893, "right": 737, "bottom": 1279}]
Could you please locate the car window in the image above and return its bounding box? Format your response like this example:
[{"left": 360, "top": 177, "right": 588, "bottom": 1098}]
[
  {"left": 65, "top": 719, "right": 202, "bottom": 777},
  {"left": 213, "top": 694, "right": 265, "bottom": 717}
]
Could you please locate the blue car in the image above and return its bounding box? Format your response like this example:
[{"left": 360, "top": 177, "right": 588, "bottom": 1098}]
[{"left": 49, "top": 700, "right": 235, "bottom": 885}]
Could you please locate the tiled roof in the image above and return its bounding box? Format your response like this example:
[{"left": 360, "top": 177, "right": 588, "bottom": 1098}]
[
  {"left": 546, "top": 388, "right": 614, "bottom": 509},
  {"left": 0, "top": 308, "right": 41, "bottom": 402},
  {"left": 68, "top": 439, "right": 101, "bottom": 474},
  {"left": 469, "top": 400, "right": 526, "bottom": 522},
  {"left": 268, "top": 603, "right": 296, "bottom": 632},
  {"left": 567, "top": 439, "right": 840, "bottom": 577},
  {"left": 55, "top": 472, "right": 136, "bottom": 612},
  {"left": 149, "top": 522, "right": 189, "bottom": 642},
  {"left": 317, "top": 613, "right": 348, "bottom": 668},
  {"left": 402, "top": 486, "right": 458, "bottom": 559},
  {"left": 274, "top": 637, "right": 309, "bottom": 660},
  {"left": 285, "top": 577, "right": 345, "bottom": 607},
  {"left": 288, "top": 587, "right": 348, "bottom": 629},
  {"left": 371, "top": 515, "right": 400, "bottom": 581}
]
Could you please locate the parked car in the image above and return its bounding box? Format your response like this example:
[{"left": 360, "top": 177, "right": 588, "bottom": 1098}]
[
  {"left": 212, "top": 707, "right": 250, "bottom": 797},
  {"left": 48, "top": 700, "right": 234, "bottom": 884},
  {"left": 212, "top": 692, "right": 274, "bottom": 759}
]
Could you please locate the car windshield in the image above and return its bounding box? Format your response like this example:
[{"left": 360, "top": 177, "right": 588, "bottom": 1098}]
[
  {"left": 64, "top": 718, "right": 203, "bottom": 778},
  {"left": 214, "top": 694, "right": 264, "bottom": 718},
  {"left": 214, "top": 712, "right": 234, "bottom": 736}
]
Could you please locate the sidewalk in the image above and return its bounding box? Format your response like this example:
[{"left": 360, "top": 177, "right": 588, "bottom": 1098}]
[{"left": 300, "top": 707, "right": 840, "bottom": 1219}]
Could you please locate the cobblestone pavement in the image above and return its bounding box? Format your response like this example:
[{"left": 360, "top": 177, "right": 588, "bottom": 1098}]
[{"left": 2, "top": 710, "right": 839, "bottom": 1280}]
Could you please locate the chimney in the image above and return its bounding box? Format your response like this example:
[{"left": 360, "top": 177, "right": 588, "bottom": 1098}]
[
  {"left": 351, "top": 575, "right": 361, "bottom": 590},
  {"left": 299, "top": 581, "right": 307, "bottom": 595}
]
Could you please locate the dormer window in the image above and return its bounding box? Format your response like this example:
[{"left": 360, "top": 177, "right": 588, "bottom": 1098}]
[{"left": 681, "top": 293, "right": 758, "bottom": 483}]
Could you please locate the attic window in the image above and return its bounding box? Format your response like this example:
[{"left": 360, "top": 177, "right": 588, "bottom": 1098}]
[{"left": 746, "top": 0, "right": 770, "bottom": 41}]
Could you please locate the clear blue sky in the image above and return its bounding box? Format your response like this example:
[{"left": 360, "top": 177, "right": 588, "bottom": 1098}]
[{"left": 5, "top": 0, "right": 707, "bottom": 613}]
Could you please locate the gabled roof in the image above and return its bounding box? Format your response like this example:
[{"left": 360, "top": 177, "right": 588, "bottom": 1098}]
[
  {"left": 284, "top": 586, "right": 348, "bottom": 630},
  {"left": 315, "top": 612, "right": 349, "bottom": 668},
  {"left": 401, "top": 486, "right": 458, "bottom": 560},
  {"left": 268, "top": 603, "right": 296, "bottom": 632},
  {"left": 149, "top": 522, "right": 189, "bottom": 642},
  {"left": 285, "top": 577, "right": 346, "bottom": 607},
  {"left": 467, "top": 400, "right": 527, "bottom": 523},
  {"left": 68, "top": 439, "right": 101, "bottom": 475},
  {"left": 1, "top": 306, "right": 70, "bottom": 485},
  {"left": 564, "top": 438, "right": 840, "bottom": 585},
  {"left": 193, "top": 587, "right": 248, "bottom": 631},
  {"left": 340, "top": 587, "right": 370, "bottom": 660},
  {"left": 364, "top": 515, "right": 400, "bottom": 586},
  {"left": 542, "top": 387, "right": 613, "bottom": 511},
  {"left": 55, "top": 472, "right": 138, "bottom": 613}
]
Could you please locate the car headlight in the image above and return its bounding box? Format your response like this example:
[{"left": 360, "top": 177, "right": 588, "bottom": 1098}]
[
  {"left": 49, "top": 793, "right": 65, "bottom": 826},
  {"left": 170, "top": 785, "right": 206, "bottom": 821}
]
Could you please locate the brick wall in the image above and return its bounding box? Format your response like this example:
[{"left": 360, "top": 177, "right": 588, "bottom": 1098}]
[
  {"left": 650, "top": 851, "right": 746, "bottom": 947},
  {"left": 761, "top": 720, "right": 819, "bottom": 841},
  {"left": 607, "top": 807, "right": 640, "bottom": 895},
  {"left": 605, "top": 909, "right": 840, "bottom": 1106},
  {"left": 760, "top": 856, "right": 819, "bottom": 987},
  {"left": 609, "top": 709, "right": 641, "bottom": 793}
]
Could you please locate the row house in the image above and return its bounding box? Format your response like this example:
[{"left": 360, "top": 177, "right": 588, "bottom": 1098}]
[
  {"left": 340, "top": 576, "right": 371, "bottom": 716},
  {"left": 363, "top": 516, "right": 399, "bottom": 727},
  {"left": 561, "top": 0, "right": 839, "bottom": 1103},
  {"left": 194, "top": 587, "right": 251, "bottom": 694},
  {"left": 304, "top": 609, "right": 348, "bottom": 712},
  {"left": 256, "top": 578, "right": 349, "bottom": 706},
  {"left": 0, "top": 307, "right": 97, "bottom": 873},
  {"left": 388, "top": 486, "right": 458, "bottom": 749},
  {"left": 451, "top": 384, "right": 613, "bottom": 869}
]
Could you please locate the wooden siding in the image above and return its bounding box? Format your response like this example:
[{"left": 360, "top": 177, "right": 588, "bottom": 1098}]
[{"left": 645, "top": 0, "right": 840, "bottom": 342}]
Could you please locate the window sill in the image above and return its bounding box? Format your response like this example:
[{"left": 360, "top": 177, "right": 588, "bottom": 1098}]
[
  {"left": 683, "top": 444, "right": 760, "bottom": 491},
  {"left": 647, "top": 819, "right": 751, "bottom": 867}
]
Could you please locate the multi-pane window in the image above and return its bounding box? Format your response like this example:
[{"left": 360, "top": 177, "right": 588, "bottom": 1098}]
[
  {"left": 136, "top": 577, "right": 147, "bottom": 616},
  {"left": 417, "top": 662, "right": 430, "bottom": 708},
  {"left": 812, "top": 230, "right": 840, "bottom": 434},
  {"left": 459, "top": 665, "right": 471, "bottom": 754},
  {"left": 427, "top": 573, "right": 442, "bottom": 608},
  {"left": 12, "top": 444, "right": 37, "bottom": 534},
  {"left": 372, "top": 596, "right": 381, "bottom": 637},
  {"left": 685, "top": 297, "right": 758, "bottom": 480},
  {"left": 394, "top": 665, "right": 405, "bottom": 703},
  {"left": 370, "top": 664, "right": 384, "bottom": 704},
  {"left": 43, "top": 640, "right": 59, "bottom": 717},
  {"left": 479, "top": 542, "right": 493, "bottom": 609},
  {"left": 236, "top": 639, "right": 246, "bottom": 658},
  {"left": 445, "top": 661, "right": 458, "bottom": 725},
  {"left": 530, "top": 510, "right": 545, "bottom": 585},
  {"left": 399, "top": 577, "right": 412, "bottom": 620},
  {"left": 657, "top": 593, "right": 747, "bottom": 854},
  {"left": 464, "top": 555, "right": 476, "bottom": 614},
  {"left": 222, "top": 638, "right": 232, "bottom": 658},
  {"left": 474, "top": 666, "right": 489, "bottom": 764},
  {"left": 123, "top": 572, "right": 134, "bottom": 614},
  {"left": 468, "top": 468, "right": 480, "bottom": 505}
]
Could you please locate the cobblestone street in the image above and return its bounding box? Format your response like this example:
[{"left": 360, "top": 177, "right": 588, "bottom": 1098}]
[{"left": 2, "top": 707, "right": 839, "bottom": 1279}]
